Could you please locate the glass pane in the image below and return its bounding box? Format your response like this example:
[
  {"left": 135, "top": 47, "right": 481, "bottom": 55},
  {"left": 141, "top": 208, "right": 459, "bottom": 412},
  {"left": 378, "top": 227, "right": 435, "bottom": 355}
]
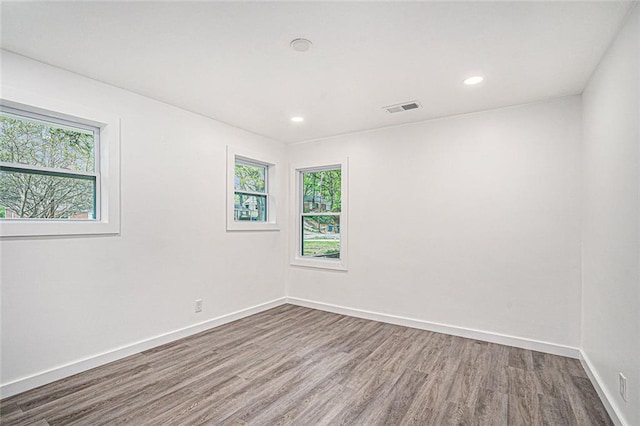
[
  {"left": 302, "top": 215, "right": 340, "bottom": 258},
  {"left": 302, "top": 169, "right": 341, "bottom": 213},
  {"left": 0, "top": 111, "right": 96, "bottom": 173},
  {"left": 0, "top": 170, "right": 95, "bottom": 220},
  {"left": 234, "top": 161, "right": 266, "bottom": 193},
  {"left": 234, "top": 193, "right": 267, "bottom": 221}
]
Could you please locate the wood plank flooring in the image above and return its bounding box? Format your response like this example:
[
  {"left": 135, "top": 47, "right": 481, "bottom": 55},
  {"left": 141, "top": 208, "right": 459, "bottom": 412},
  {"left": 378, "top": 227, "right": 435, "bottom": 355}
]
[{"left": 0, "top": 304, "right": 612, "bottom": 425}]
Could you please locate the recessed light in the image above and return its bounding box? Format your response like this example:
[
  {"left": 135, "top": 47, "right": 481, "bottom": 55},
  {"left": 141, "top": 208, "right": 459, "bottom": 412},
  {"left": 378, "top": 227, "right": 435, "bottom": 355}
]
[
  {"left": 290, "top": 38, "right": 312, "bottom": 52},
  {"left": 463, "top": 76, "right": 484, "bottom": 85},
  {"left": 291, "top": 116, "right": 304, "bottom": 122}
]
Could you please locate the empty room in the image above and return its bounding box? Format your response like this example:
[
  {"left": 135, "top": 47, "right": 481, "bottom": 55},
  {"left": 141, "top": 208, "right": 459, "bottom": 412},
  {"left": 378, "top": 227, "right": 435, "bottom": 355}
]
[{"left": 0, "top": 1, "right": 638, "bottom": 425}]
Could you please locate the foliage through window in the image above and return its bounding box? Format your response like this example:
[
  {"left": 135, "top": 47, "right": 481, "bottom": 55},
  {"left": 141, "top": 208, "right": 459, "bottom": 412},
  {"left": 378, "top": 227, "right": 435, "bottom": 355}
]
[
  {"left": 301, "top": 168, "right": 341, "bottom": 258},
  {"left": 0, "top": 107, "right": 99, "bottom": 220},
  {"left": 234, "top": 159, "right": 268, "bottom": 221}
]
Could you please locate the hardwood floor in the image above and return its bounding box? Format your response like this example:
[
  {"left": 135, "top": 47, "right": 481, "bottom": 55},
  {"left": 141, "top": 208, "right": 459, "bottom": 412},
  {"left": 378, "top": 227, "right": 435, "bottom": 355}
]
[{"left": 0, "top": 304, "right": 612, "bottom": 425}]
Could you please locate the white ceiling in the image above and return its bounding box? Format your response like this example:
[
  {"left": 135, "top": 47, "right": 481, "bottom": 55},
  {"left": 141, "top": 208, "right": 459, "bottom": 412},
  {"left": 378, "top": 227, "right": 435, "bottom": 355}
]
[{"left": 0, "top": 1, "right": 634, "bottom": 143}]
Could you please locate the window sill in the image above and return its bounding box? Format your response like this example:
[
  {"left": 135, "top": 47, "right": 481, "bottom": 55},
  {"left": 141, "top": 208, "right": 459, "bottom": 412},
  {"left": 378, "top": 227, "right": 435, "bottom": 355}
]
[
  {"left": 290, "top": 256, "right": 348, "bottom": 271},
  {"left": 0, "top": 219, "right": 120, "bottom": 238},
  {"left": 226, "top": 221, "right": 280, "bottom": 232}
]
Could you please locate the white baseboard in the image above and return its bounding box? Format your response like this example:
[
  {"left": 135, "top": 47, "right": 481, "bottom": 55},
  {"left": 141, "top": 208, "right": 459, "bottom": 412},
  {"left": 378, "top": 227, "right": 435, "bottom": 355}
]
[
  {"left": 0, "top": 297, "right": 287, "bottom": 399},
  {"left": 286, "top": 297, "right": 581, "bottom": 359},
  {"left": 579, "top": 350, "right": 627, "bottom": 426}
]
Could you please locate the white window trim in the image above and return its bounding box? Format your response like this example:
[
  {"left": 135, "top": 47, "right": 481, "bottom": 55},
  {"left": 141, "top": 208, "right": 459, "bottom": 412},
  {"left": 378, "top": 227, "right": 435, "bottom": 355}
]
[
  {"left": 226, "top": 145, "right": 279, "bottom": 231},
  {"left": 290, "top": 157, "right": 348, "bottom": 271},
  {"left": 0, "top": 86, "right": 121, "bottom": 238}
]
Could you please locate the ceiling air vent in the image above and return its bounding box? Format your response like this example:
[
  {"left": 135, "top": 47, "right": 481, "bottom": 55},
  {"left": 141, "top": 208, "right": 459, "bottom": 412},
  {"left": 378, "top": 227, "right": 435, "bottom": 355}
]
[{"left": 383, "top": 101, "right": 421, "bottom": 114}]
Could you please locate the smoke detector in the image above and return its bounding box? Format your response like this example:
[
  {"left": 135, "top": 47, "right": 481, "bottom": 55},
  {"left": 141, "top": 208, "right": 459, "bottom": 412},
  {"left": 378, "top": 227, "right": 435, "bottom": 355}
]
[
  {"left": 290, "top": 38, "right": 312, "bottom": 52},
  {"left": 383, "top": 101, "right": 421, "bottom": 114}
]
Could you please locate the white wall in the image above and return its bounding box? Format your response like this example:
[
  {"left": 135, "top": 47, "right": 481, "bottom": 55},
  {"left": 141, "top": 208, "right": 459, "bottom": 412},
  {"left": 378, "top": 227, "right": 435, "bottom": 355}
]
[
  {"left": 0, "top": 51, "right": 287, "bottom": 392},
  {"left": 581, "top": 5, "right": 640, "bottom": 425},
  {"left": 288, "top": 97, "right": 583, "bottom": 349}
]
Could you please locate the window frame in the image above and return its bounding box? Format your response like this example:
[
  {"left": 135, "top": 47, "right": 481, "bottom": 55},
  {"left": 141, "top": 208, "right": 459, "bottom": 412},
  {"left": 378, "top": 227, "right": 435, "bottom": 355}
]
[
  {"left": 0, "top": 86, "right": 121, "bottom": 238},
  {"left": 233, "top": 158, "right": 268, "bottom": 222},
  {"left": 291, "top": 158, "right": 348, "bottom": 271},
  {"left": 1, "top": 106, "right": 101, "bottom": 221},
  {"left": 226, "top": 146, "right": 279, "bottom": 231}
]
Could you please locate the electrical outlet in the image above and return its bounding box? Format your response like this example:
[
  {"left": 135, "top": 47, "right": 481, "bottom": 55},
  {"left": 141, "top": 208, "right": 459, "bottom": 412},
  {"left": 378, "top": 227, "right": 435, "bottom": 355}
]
[
  {"left": 195, "top": 299, "right": 203, "bottom": 313},
  {"left": 619, "top": 373, "right": 627, "bottom": 402}
]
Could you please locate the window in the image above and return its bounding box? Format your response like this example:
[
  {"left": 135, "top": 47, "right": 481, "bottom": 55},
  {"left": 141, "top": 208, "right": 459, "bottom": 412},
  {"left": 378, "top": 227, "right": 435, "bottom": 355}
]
[
  {"left": 1, "top": 107, "right": 100, "bottom": 221},
  {"left": 291, "top": 159, "right": 348, "bottom": 270},
  {"left": 0, "top": 87, "right": 120, "bottom": 237},
  {"left": 226, "top": 146, "right": 279, "bottom": 231},
  {"left": 234, "top": 160, "right": 267, "bottom": 222}
]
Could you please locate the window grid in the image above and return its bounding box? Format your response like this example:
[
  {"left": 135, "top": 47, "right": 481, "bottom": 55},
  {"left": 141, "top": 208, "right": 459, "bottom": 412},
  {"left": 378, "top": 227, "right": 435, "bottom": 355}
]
[
  {"left": 0, "top": 106, "right": 101, "bottom": 221},
  {"left": 234, "top": 158, "right": 269, "bottom": 222},
  {"left": 299, "top": 166, "right": 342, "bottom": 260}
]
